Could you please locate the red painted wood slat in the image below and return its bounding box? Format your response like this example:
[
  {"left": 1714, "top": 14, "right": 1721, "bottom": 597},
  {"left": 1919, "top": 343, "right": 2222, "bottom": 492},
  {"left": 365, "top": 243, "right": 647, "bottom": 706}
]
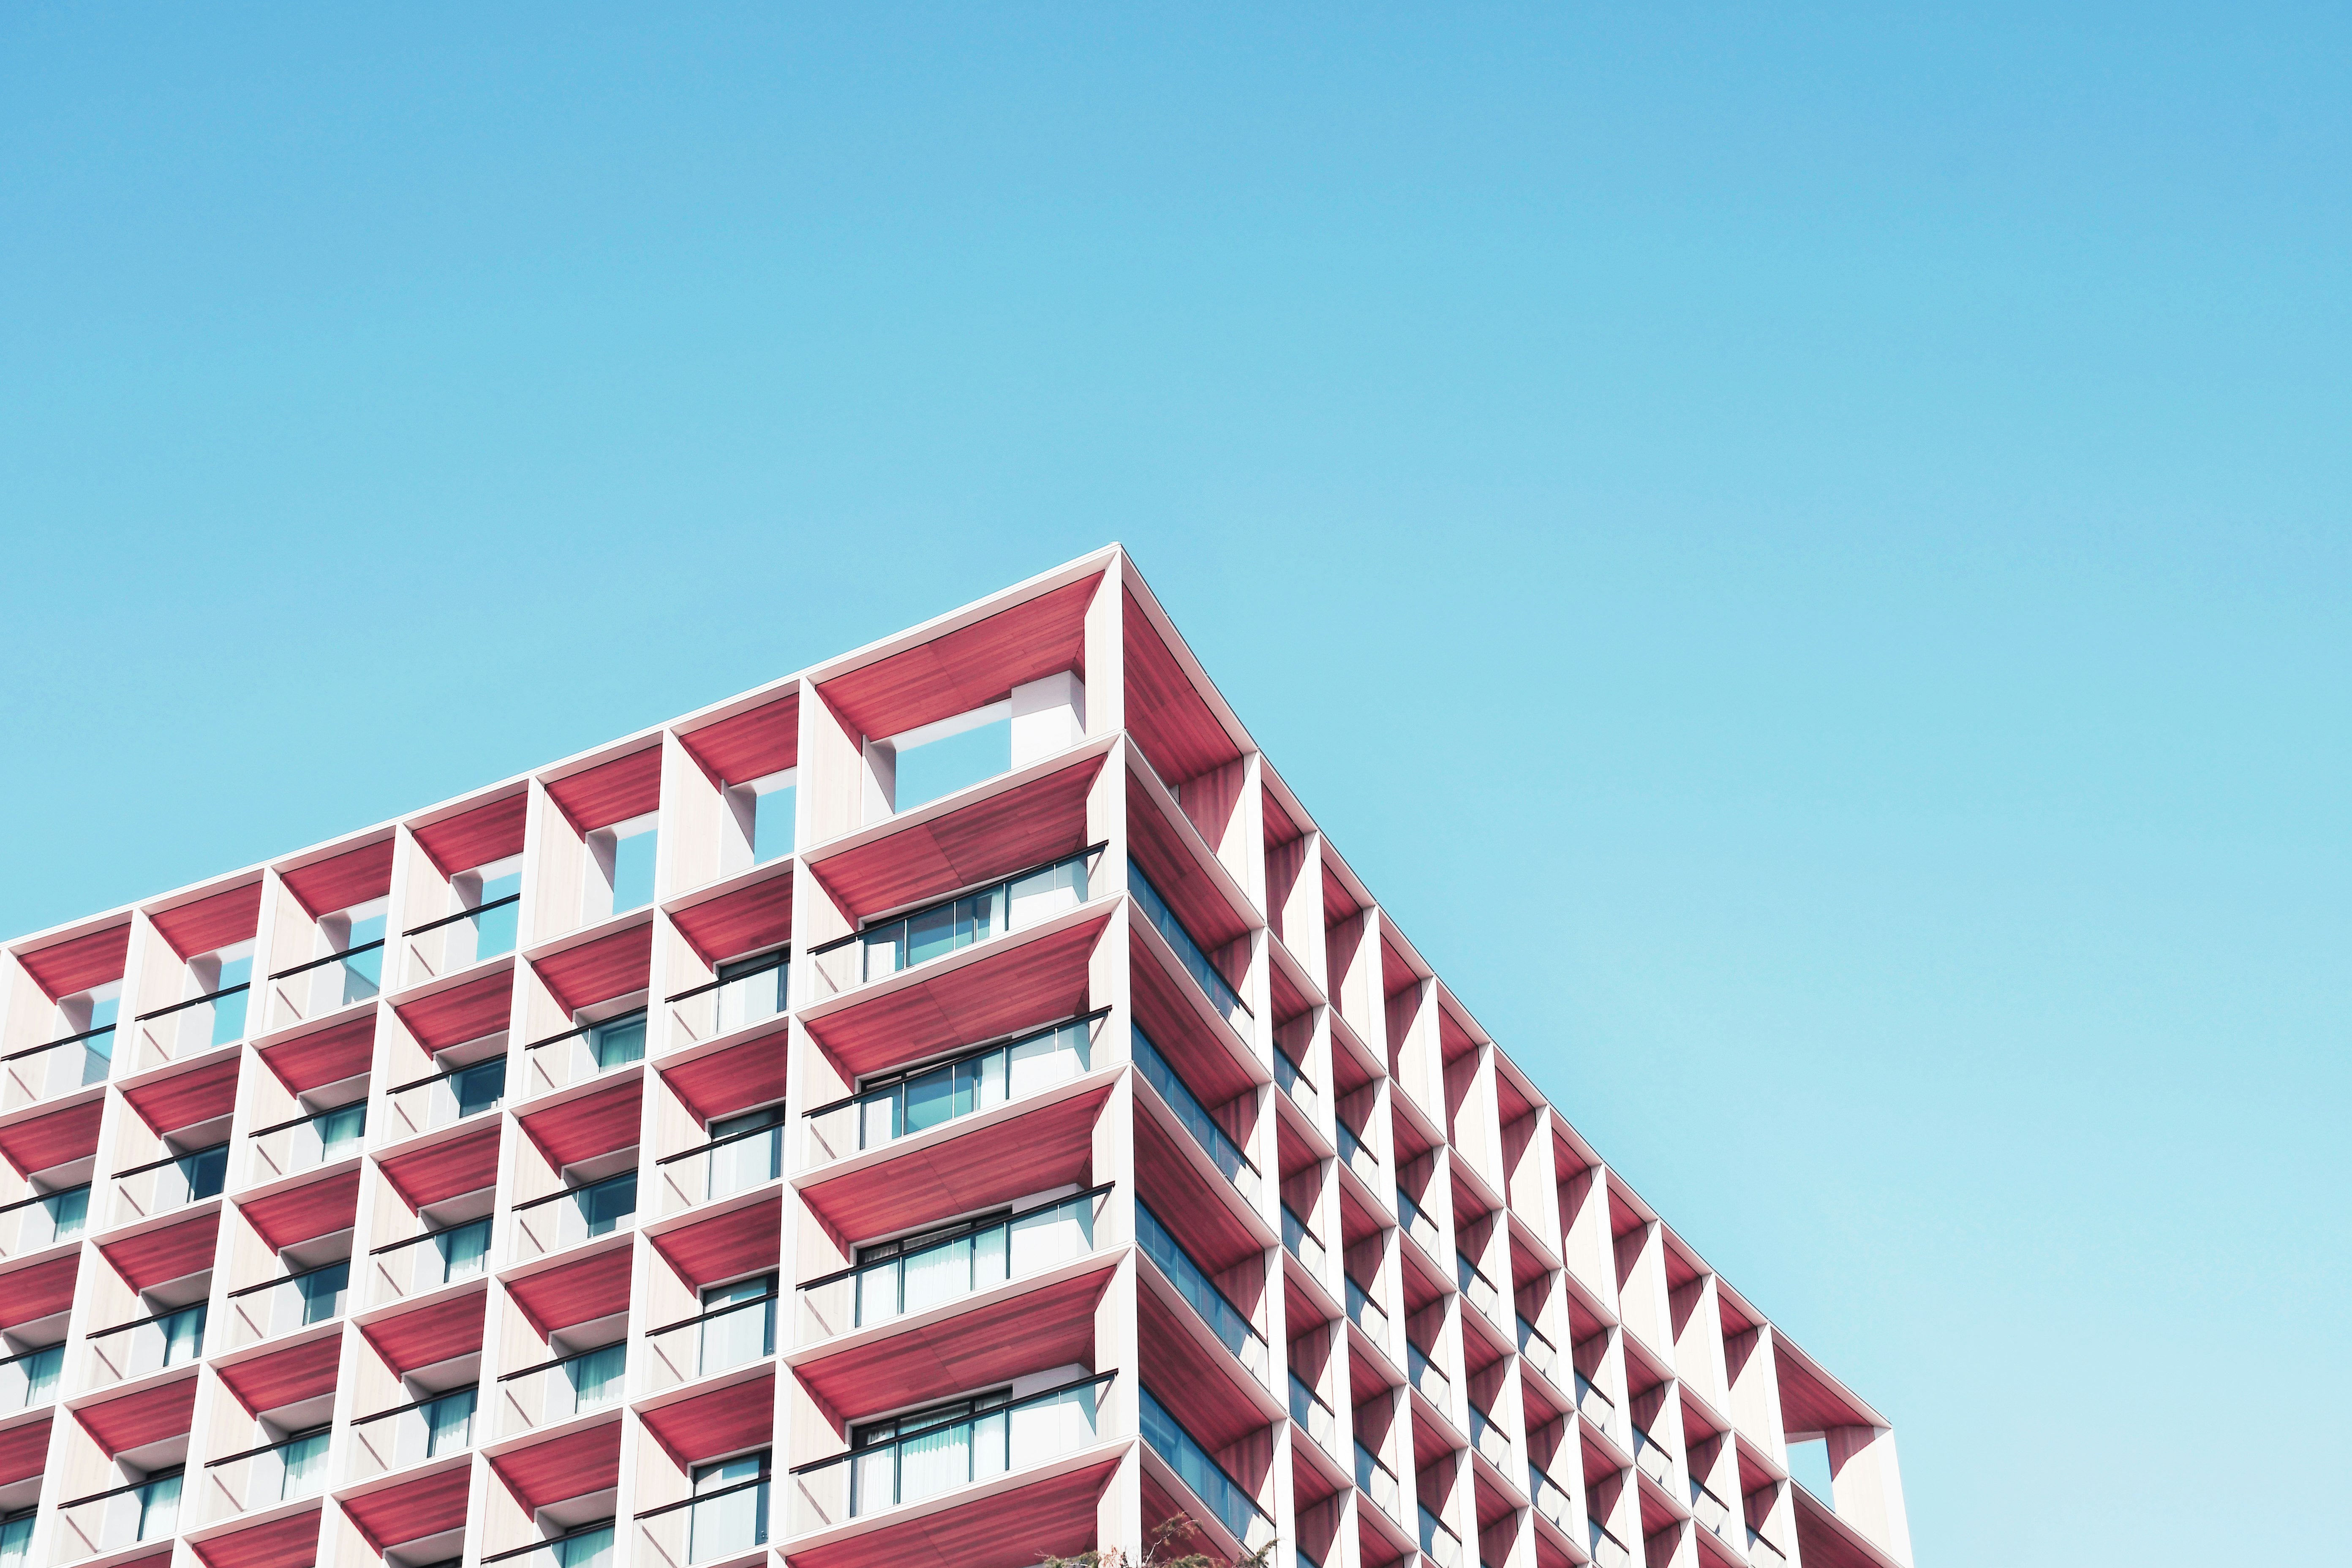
[
  {"left": 17, "top": 923, "right": 129, "bottom": 1000},
  {"left": 150, "top": 882, "right": 263, "bottom": 961}
]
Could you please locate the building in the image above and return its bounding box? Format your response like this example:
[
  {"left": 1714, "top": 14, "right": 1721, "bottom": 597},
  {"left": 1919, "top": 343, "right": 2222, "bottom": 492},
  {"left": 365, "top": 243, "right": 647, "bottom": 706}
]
[{"left": 0, "top": 546, "right": 1914, "bottom": 1568}]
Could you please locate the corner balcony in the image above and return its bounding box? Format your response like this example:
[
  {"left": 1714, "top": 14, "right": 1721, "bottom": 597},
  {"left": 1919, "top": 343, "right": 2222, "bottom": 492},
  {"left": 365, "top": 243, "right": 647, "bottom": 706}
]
[
  {"left": 1139, "top": 1385, "right": 1274, "bottom": 1554},
  {"left": 803, "top": 1012, "right": 1100, "bottom": 1169},
  {"left": 807, "top": 845, "right": 1102, "bottom": 1001},
  {"left": 798, "top": 1186, "right": 1110, "bottom": 1347}
]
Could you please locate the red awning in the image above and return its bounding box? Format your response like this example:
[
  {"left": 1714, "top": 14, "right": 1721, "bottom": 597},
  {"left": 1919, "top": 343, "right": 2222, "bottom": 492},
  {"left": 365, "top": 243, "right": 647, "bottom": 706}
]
[
  {"left": 239, "top": 1168, "right": 360, "bottom": 1251},
  {"left": 77, "top": 1374, "right": 197, "bottom": 1454},
  {"left": 343, "top": 1462, "right": 473, "bottom": 1549},
  {"left": 520, "top": 1078, "right": 641, "bottom": 1170},
  {"left": 534, "top": 924, "right": 652, "bottom": 1015},
  {"left": 217, "top": 1332, "right": 342, "bottom": 1414},
  {"left": 151, "top": 882, "right": 263, "bottom": 961},
  {"left": 0, "top": 1098, "right": 103, "bottom": 1177},
  {"left": 491, "top": 1420, "right": 621, "bottom": 1510},
  {"left": 191, "top": 1506, "right": 320, "bottom": 1568},
  {"left": 124, "top": 1056, "right": 241, "bottom": 1134},
  {"left": 677, "top": 692, "right": 798, "bottom": 786},
  {"left": 546, "top": 748, "right": 662, "bottom": 833},
  {"left": 361, "top": 1290, "right": 487, "bottom": 1375},
  {"left": 101, "top": 1212, "right": 220, "bottom": 1291},
  {"left": 379, "top": 1125, "right": 502, "bottom": 1211},
  {"left": 649, "top": 1195, "right": 780, "bottom": 1291},
  {"left": 281, "top": 839, "right": 395, "bottom": 918},
  {"left": 505, "top": 1245, "right": 633, "bottom": 1334},
  {"left": 818, "top": 574, "right": 1097, "bottom": 742},
  {"left": 394, "top": 969, "right": 515, "bottom": 1051},
  {"left": 640, "top": 1369, "right": 774, "bottom": 1465},
  {"left": 414, "top": 792, "right": 528, "bottom": 877},
  {"left": 259, "top": 1014, "right": 378, "bottom": 1093},
  {"left": 18, "top": 924, "right": 128, "bottom": 999}
]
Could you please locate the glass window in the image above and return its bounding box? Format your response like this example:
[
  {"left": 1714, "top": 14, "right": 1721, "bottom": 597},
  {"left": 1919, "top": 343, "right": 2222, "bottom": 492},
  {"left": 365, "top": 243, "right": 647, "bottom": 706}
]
[
  {"left": 159, "top": 1303, "right": 207, "bottom": 1363},
  {"left": 698, "top": 1274, "right": 776, "bottom": 1374},
  {"left": 707, "top": 1105, "right": 782, "bottom": 1196},
  {"left": 689, "top": 1451, "right": 770, "bottom": 1561},
  {"left": 553, "top": 1524, "right": 615, "bottom": 1568},
  {"left": 564, "top": 1343, "right": 626, "bottom": 1412},
  {"left": 575, "top": 1171, "right": 637, "bottom": 1238},
  {"left": 436, "top": 1219, "right": 491, "bottom": 1282},
  {"left": 589, "top": 1012, "right": 646, "bottom": 1070},
  {"left": 297, "top": 1263, "right": 349, "bottom": 1325},
  {"left": 714, "top": 952, "right": 787, "bottom": 1034},
  {"left": 423, "top": 1388, "right": 476, "bottom": 1456},
  {"left": 453, "top": 1057, "right": 507, "bottom": 1118}
]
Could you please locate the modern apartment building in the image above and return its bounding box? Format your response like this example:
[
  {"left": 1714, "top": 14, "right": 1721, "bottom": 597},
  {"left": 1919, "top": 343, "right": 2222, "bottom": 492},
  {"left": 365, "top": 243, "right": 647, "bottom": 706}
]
[{"left": 0, "top": 547, "right": 1914, "bottom": 1568}]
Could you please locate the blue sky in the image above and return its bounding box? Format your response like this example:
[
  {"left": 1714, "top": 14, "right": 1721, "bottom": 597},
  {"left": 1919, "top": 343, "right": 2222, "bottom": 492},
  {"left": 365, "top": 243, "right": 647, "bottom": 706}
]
[{"left": 3, "top": 4, "right": 2346, "bottom": 1560}]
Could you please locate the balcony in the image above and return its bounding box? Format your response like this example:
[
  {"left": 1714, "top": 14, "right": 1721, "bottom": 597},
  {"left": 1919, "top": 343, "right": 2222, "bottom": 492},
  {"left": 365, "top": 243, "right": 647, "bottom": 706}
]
[
  {"left": 800, "top": 1188, "right": 1107, "bottom": 1347},
  {"left": 348, "top": 1386, "right": 478, "bottom": 1479},
  {"left": 655, "top": 1114, "right": 782, "bottom": 1216},
  {"left": 810, "top": 845, "right": 1097, "bottom": 996},
  {"left": 484, "top": 1521, "right": 615, "bottom": 1568},
  {"left": 636, "top": 1458, "right": 770, "bottom": 1565},
  {"left": 87, "top": 1302, "right": 205, "bottom": 1383},
  {"left": 401, "top": 890, "right": 520, "bottom": 981},
  {"left": 1280, "top": 1206, "right": 1326, "bottom": 1280},
  {"left": 512, "top": 1171, "right": 639, "bottom": 1262},
  {"left": 365, "top": 1217, "right": 490, "bottom": 1307},
  {"left": 1629, "top": 1426, "right": 1673, "bottom": 1488},
  {"left": 1135, "top": 1037, "right": 1260, "bottom": 1209},
  {"left": 110, "top": 1142, "right": 227, "bottom": 1225},
  {"left": 3, "top": 1021, "right": 116, "bottom": 1104},
  {"left": 523, "top": 1010, "right": 647, "bottom": 1098},
  {"left": 667, "top": 953, "right": 789, "bottom": 1042},
  {"left": 1454, "top": 1254, "right": 1501, "bottom": 1326},
  {"left": 495, "top": 1343, "right": 626, "bottom": 1436},
  {"left": 1467, "top": 1404, "right": 1512, "bottom": 1471},
  {"left": 270, "top": 938, "right": 385, "bottom": 1020},
  {"left": 1689, "top": 1478, "right": 1731, "bottom": 1537},
  {"left": 1140, "top": 1386, "right": 1272, "bottom": 1550},
  {"left": 1514, "top": 1316, "right": 1558, "bottom": 1383},
  {"left": 1129, "top": 863, "right": 1248, "bottom": 1027},
  {"left": 1353, "top": 1442, "right": 1399, "bottom": 1520},
  {"left": 1334, "top": 1121, "right": 1378, "bottom": 1188},
  {"left": 644, "top": 1283, "right": 776, "bottom": 1394},
  {"left": 1587, "top": 1520, "right": 1632, "bottom": 1568},
  {"left": 1273, "top": 1049, "right": 1318, "bottom": 1122},
  {"left": 1405, "top": 1344, "right": 1450, "bottom": 1408},
  {"left": 134, "top": 977, "right": 251, "bottom": 1056},
  {"left": 201, "top": 1427, "right": 330, "bottom": 1515},
  {"left": 248, "top": 1101, "right": 366, "bottom": 1183},
  {"left": 1344, "top": 1277, "right": 1388, "bottom": 1352},
  {"left": 805, "top": 1013, "right": 1096, "bottom": 1166},
  {"left": 224, "top": 1260, "right": 347, "bottom": 1346},
  {"left": 1572, "top": 1372, "right": 1619, "bottom": 1444},
  {"left": 1527, "top": 1462, "right": 1572, "bottom": 1532},
  {"left": 787, "top": 1371, "right": 1112, "bottom": 1533},
  {"left": 0, "top": 1182, "right": 88, "bottom": 1254},
  {"left": 385, "top": 1057, "right": 506, "bottom": 1141},
  {"left": 1747, "top": 1528, "right": 1789, "bottom": 1567},
  {"left": 1287, "top": 1373, "right": 1335, "bottom": 1455},
  {"left": 0, "top": 1345, "right": 60, "bottom": 1410},
  {"left": 1396, "top": 1189, "right": 1440, "bottom": 1257},
  {"left": 1137, "top": 1200, "right": 1266, "bottom": 1383},
  {"left": 1418, "top": 1505, "right": 1461, "bottom": 1568},
  {"left": 57, "top": 1469, "right": 181, "bottom": 1556}
]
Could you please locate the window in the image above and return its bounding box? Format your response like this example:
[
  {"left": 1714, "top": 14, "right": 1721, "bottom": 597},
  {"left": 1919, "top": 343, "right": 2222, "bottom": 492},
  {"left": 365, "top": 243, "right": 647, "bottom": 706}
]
[
  {"left": 689, "top": 1450, "right": 770, "bottom": 1561},
  {"left": 713, "top": 950, "right": 787, "bottom": 1033},
  {"left": 698, "top": 1274, "right": 776, "bottom": 1375},
  {"left": 451, "top": 855, "right": 523, "bottom": 963},
  {"left": 295, "top": 1262, "right": 349, "bottom": 1325},
  {"left": 721, "top": 768, "right": 797, "bottom": 874},
  {"left": 586, "top": 812, "right": 659, "bottom": 920},
  {"left": 707, "top": 1105, "right": 782, "bottom": 1196},
  {"left": 583, "top": 1009, "right": 647, "bottom": 1070}
]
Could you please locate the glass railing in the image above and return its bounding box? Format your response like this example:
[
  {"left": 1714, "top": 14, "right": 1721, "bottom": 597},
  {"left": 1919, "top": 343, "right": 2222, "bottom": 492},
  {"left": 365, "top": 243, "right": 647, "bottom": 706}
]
[
  {"left": 2, "top": 1021, "right": 116, "bottom": 1104},
  {"left": 88, "top": 1303, "right": 206, "bottom": 1383},
  {"left": 1515, "top": 1316, "right": 1559, "bottom": 1382},
  {"left": 799, "top": 1188, "right": 1105, "bottom": 1346},
  {"left": 111, "top": 1142, "right": 227, "bottom": 1222},
  {"left": 1527, "top": 1461, "right": 1573, "bottom": 1530},
  {"left": 0, "top": 1181, "right": 89, "bottom": 1251},
  {"left": 1272, "top": 1049, "right": 1318, "bottom": 1121},
  {"left": 494, "top": 1344, "right": 626, "bottom": 1438},
  {"left": 1689, "top": 1478, "right": 1731, "bottom": 1536},
  {"left": 1630, "top": 1426, "right": 1673, "bottom": 1486},
  {"left": 787, "top": 1372, "right": 1112, "bottom": 1533},
  {"left": 134, "top": 975, "right": 252, "bottom": 1054},
  {"left": 0, "top": 1345, "right": 61, "bottom": 1409},
  {"left": 1353, "top": 1442, "right": 1399, "bottom": 1519},
  {"left": 1344, "top": 1277, "right": 1388, "bottom": 1350},
  {"left": 1335, "top": 1120, "right": 1379, "bottom": 1186},
  {"left": 1397, "top": 1189, "right": 1441, "bottom": 1255},
  {"left": 272, "top": 939, "right": 385, "bottom": 1015},
  {"left": 207, "top": 1427, "right": 330, "bottom": 1509},
  {"left": 59, "top": 1468, "right": 181, "bottom": 1553},
  {"left": 1406, "top": 1343, "right": 1450, "bottom": 1406},
  {"left": 1138, "top": 1201, "right": 1265, "bottom": 1381},
  {"left": 366, "top": 1217, "right": 490, "bottom": 1307},
  {"left": 665, "top": 953, "right": 791, "bottom": 1043},
  {"left": 1467, "top": 1404, "right": 1512, "bottom": 1469},
  {"left": 1588, "top": 1521, "right": 1632, "bottom": 1568},
  {"left": 512, "top": 1170, "right": 639, "bottom": 1260},
  {"left": 1128, "top": 863, "right": 1247, "bottom": 1024},
  {"left": 250, "top": 1100, "right": 367, "bottom": 1181},
  {"left": 402, "top": 891, "right": 521, "bottom": 980},
  {"left": 642, "top": 1287, "right": 777, "bottom": 1394},
  {"left": 1280, "top": 1205, "right": 1327, "bottom": 1279},
  {"left": 222, "top": 1259, "right": 347, "bottom": 1348},
  {"left": 1573, "top": 1372, "right": 1619, "bottom": 1442},
  {"left": 655, "top": 1114, "right": 783, "bottom": 1214},
  {"left": 482, "top": 1522, "right": 615, "bottom": 1568},
  {"left": 812, "top": 846, "right": 1097, "bottom": 994},
  {"left": 1135, "top": 1031, "right": 1258, "bottom": 1202},
  {"left": 1747, "top": 1528, "right": 1789, "bottom": 1566},
  {"left": 806, "top": 1013, "right": 1097, "bottom": 1164},
  {"left": 351, "top": 1385, "right": 479, "bottom": 1478},
  {"left": 1142, "top": 1386, "right": 1270, "bottom": 1549},
  {"left": 639, "top": 1465, "right": 769, "bottom": 1564},
  {"left": 1287, "top": 1373, "right": 1334, "bottom": 1454},
  {"left": 1418, "top": 1505, "right": 1461, "bottom": 1568},
  {"left": 1455, "top": 1254, "right": 1501, "bottom": 1323},
  {"left": 521, "top": 1008, "right": 646, "bottom": 1098},
  {"left": 385, "top": 1056, "right": 506, "bottom": 1140}
]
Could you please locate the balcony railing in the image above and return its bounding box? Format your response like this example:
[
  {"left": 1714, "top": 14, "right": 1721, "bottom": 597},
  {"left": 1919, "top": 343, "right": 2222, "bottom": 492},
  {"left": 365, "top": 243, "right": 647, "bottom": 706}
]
[
  {"left": 0, "top": 1345, "right": 61, "bottom": 1410},
  {"left": 1136, "top": 1031, "right": 1259, "bottom": 1203},
  {"left": 1396, "top": 1189, "right": 1441, "bottom": 1255},
  {"left": 1587, "top": 1521, "right": 1632, "bottom": 1568},
  {"left": 248, "top": 1101, "right": 366, "bottom": 1182},
  {"left": 1273, "top": 1049, "right": 1318, "bottom": 1121},
  {"left": 1335, "top": 1120, "right": 1379, "bottom": 1187},
  {"left": 1418, "top": 1505, "right": 1461, "bottom": 1568},
  {"left": 512, "top": 1170, "right": 639, "bottom": 1261},
  {"left": 809, "top": 844, "right": 1100, "bottom": 997},
  {"left": 270, "top": 939, "right": 385, "bottom": 1018},
  {"left": 366, "top": 1216, "right": 490, "bottom": 1307},
  {"left": 1527, "top": 1462, "right": 1573, "bottom": 1531},
  {"left": 635, "top": 1467, "right": 770, "bottom": 1565},
  {"left": 134, "top": 979, "right": 251, "bottom": 1055},
  {"left": 1344, "top": 1277, "right": 1389, "bottom": 1350},
  {"left": 655, "top": 1116, "right": 783, "bottom": 1215},
  {"left": 799, "top": 1187, "right": 1108, "bottom": 1346},
  {"left": 1515, "top": 1316, "right": 1558, "bottom": 1383},
  {"left": 0, "top": 1182, "right": 88, "bottom": 1254},
  {"left": 3, "top": 1022, "right": 116, "bottom": 1105},
  {"left": 1288, "top": 1373, "right": 1335, "bottom": 1454},
  {"left": 1280, "top": 1205, "right": 1327, "bottom": 1280},
  {"left": 1128, "top": 863, "right": 1248, "bottom": 1026},
  {"left": 385, "top": 1056, "right": 506, "bottom": 1140},
  {"left": 224, "top": 1259, "right": 348, "bottom": 1347},
  {"left": 666, "top": 952, "right": 789, "bottom": 1043},
  {"left": 1142, "top": 1386, "right": 1272, "bottom": 1549},
  {"left": 350, "top": 1386, "right": 478, "bottom": 1479},
  {"left": 1455, "top": 1254, "right": 1501, "bottom": 1324},
  {"left": 87, "top": 1303, "right": 206, "bottom": 1383},
  {"left": 202, "top": 1427, "right": 330, "bottom": 1516},
  {"left": 1747, "top": 1528, "right": 1789, "bottom": 1567},
  {"left": 110, "top": 1141, "right": 227, "bottom": 1224},
  {"left": 496, "top": 1343, "right": 626, "bottom": 1437},
  {"left": 1629, "top": 1426, "right": 1673, "bottom": 1487},
  {"left": 482, "top": 1521, "right": 615, "bottom": 1568},
  {"left": 57, "top": 1469, "right": 180, "bottom": 1556},
  {"left": 1573, "top": 1372, "right": 1619, "bottom": 1443},
  {"left": 402, "top": 891, "right": 520, "bottom": 981},
  {"left": 805, "top": 1012, "right": 1098, "bottom": 1165},
  {"left": 523, "top": 1010, "right": 646, "bottom": 1098},
  {"left": 1406, "top": 1343, "right": 1450, "bottom": 1407},
  {"left": 643, "top": 1288, "right": 776, "bottom": 1394},
  {"left": 1138, "top": 1200, "right": 1265, "bottom": 1382},
  {"left": 1689, "top": 1478, "right": 1731, "bottom": 1537},
  {"left": 786, "top": 1371, "right": 1113, "bottom": 1534},
  {"left": 1353, "top": 1442, "right": 1399, "bottom": 1519},
  {"left": 1467, "top": 1404, "right": 1513, "bottom": 1470}
]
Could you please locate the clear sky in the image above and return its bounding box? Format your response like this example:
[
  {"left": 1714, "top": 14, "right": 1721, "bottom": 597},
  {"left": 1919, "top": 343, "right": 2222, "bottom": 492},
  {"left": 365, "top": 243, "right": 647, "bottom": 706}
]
[{"left": 3, "top": 5, "right": 2345, "bottom": 1560}]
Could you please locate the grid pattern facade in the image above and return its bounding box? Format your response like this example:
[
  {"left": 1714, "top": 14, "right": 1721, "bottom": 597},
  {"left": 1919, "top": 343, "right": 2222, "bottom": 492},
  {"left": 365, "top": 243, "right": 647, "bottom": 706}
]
[{"left": 0, "top": 548, "right": 1915, "bottom": 1568}]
